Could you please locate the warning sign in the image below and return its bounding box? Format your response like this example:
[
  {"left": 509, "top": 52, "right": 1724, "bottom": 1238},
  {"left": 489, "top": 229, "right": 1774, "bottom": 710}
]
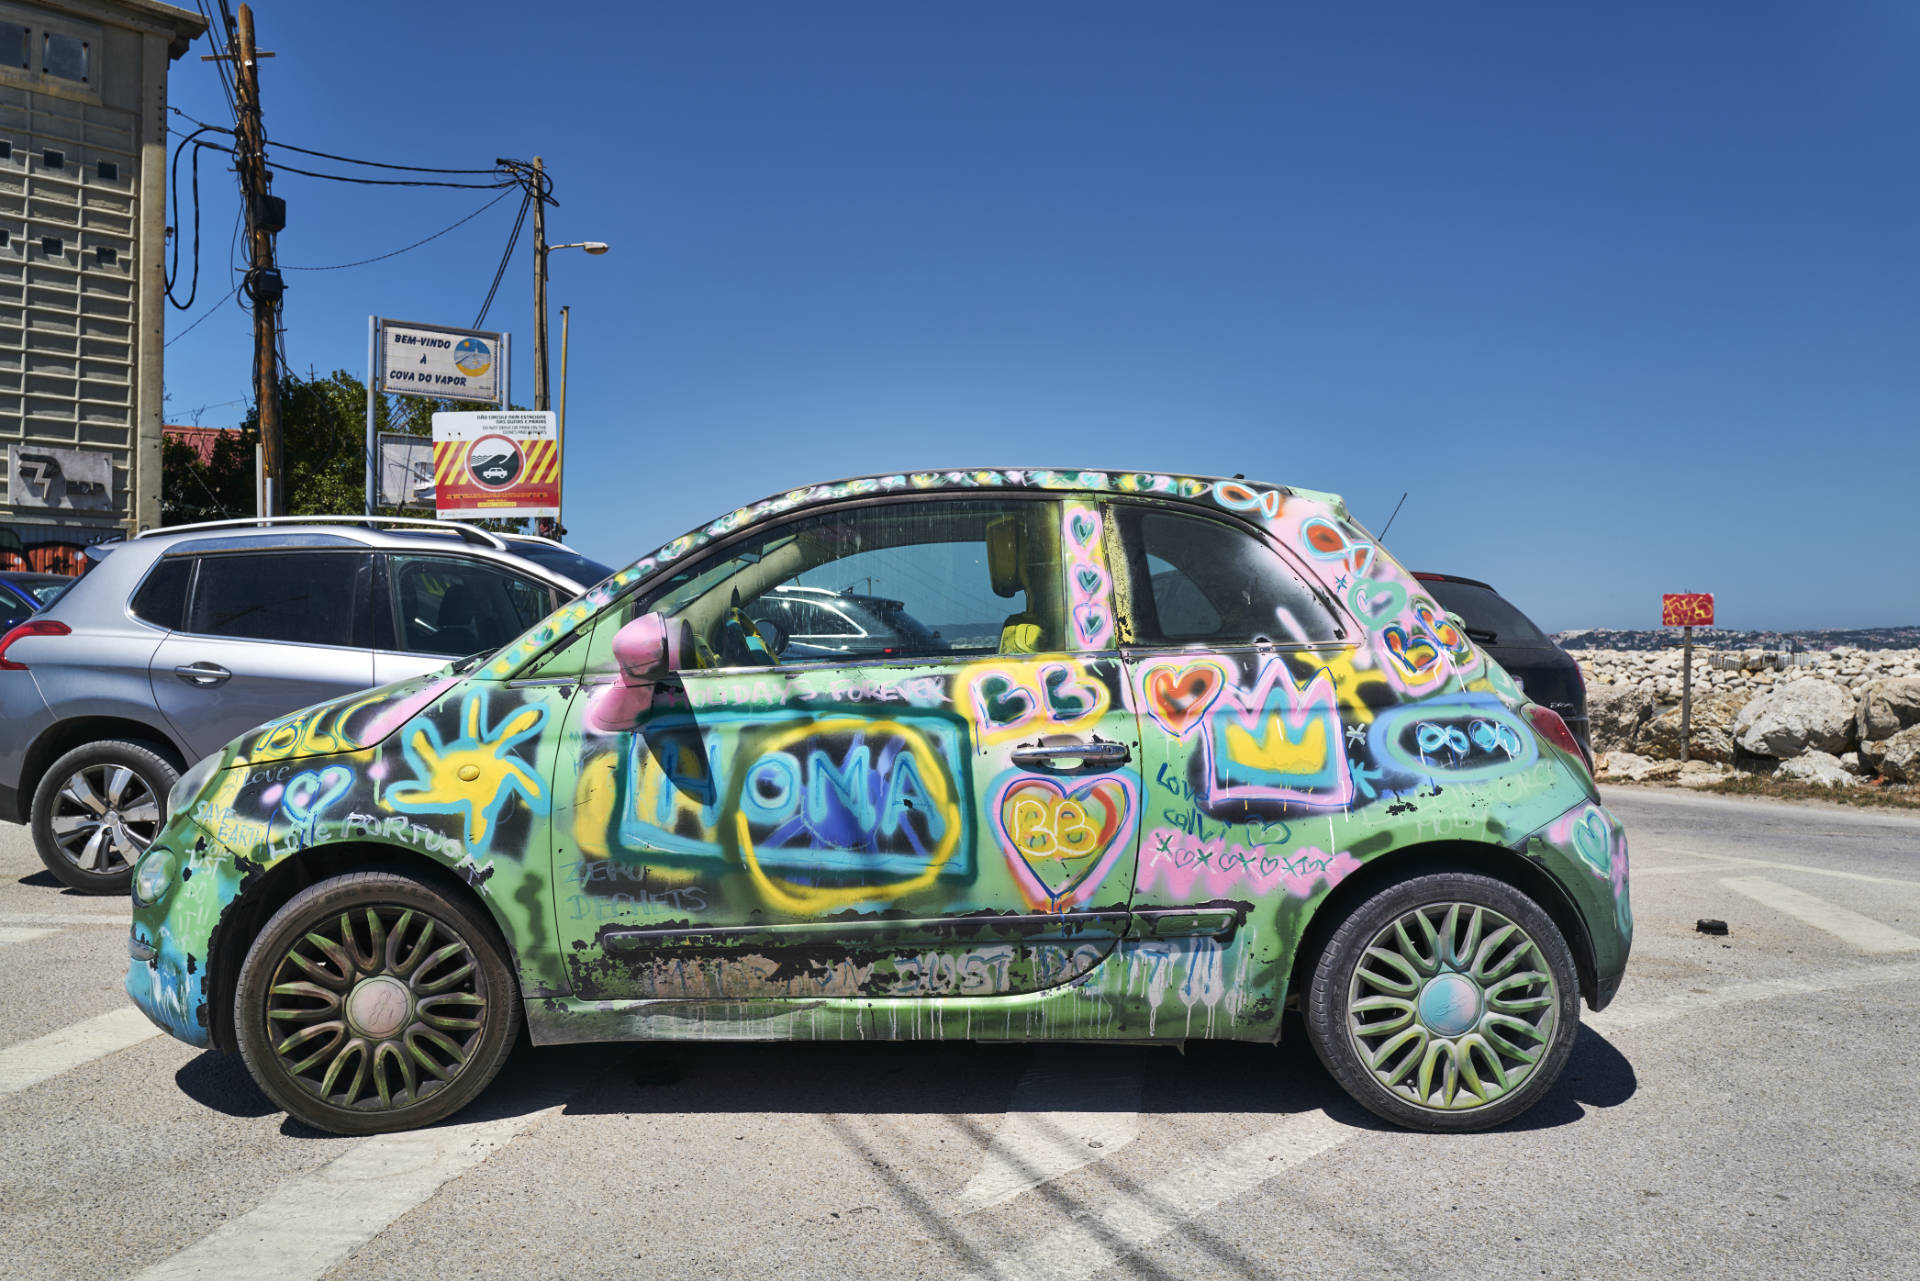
[{"left": 431, "top": 411, "right": 558, "bottom": 518}]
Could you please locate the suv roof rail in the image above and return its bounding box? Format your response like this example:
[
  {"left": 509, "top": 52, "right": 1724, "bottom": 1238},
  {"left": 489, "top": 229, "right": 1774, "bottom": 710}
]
[{"left": 132, "top": 515, "right": 509, "bottom": 551}]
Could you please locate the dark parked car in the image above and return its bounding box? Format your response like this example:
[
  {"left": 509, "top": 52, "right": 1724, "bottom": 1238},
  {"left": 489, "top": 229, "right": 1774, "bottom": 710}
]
[
  {"left": 0, "top": 571, "right": 73, "bottom": 627},
  {"left": 1414, "top": 572, "right": 1590, "bottom": 759}
]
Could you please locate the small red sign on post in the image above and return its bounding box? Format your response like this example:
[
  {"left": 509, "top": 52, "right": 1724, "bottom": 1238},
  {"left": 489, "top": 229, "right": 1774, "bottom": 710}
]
[{"left": 1662, "top": 593, "right": 1714, "bottom": 627}]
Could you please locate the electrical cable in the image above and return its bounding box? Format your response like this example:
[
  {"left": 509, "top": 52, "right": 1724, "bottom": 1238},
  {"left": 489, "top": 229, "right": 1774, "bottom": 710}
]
[
  {"left": 472, "top": 189, "right": 533, "bottom": 328},
  {"left": 166, "top": 129, "right": 225, "bottom": 309},
  {"left": 266, "top": 159, "right": 517, "bottom": 190},
  {"left": 166, "top": 283, "right": 239, "bottom": 347},
  {"left": 266, "top": 139, "right": 501, "bottom": 176},
  {"left": 281, "top": 188, "right": 514, "bottom": 271}
]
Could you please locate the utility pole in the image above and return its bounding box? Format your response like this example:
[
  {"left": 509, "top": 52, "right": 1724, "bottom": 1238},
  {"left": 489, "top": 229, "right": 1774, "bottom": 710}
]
[
  {"left": 530, "top": 156, "right": 549, "bottom": 413},
  {"left": 231, "top": 5, "right": 283, "bottom": 514}
]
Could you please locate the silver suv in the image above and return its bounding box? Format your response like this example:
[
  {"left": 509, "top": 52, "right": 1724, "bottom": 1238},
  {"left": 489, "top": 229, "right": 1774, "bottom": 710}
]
[{"left": 0, "top": 517, "right": 609, "bottom": 893}]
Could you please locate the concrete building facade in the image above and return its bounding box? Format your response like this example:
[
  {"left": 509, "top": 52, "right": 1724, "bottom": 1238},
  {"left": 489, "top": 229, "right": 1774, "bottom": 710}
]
[{"left": 0, "top": 0, "right": 203, "bottom": 574}]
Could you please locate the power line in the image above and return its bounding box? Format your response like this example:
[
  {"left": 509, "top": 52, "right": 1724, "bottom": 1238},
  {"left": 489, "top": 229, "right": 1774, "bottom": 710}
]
[
  {"left": 267, "top": 159, "right": 517, "bottom": 190},
  {"left": 166, "top": 283, "right": 239, "bottom": 347},
  {"left": 282, "top": 188, "right": 515, "bottom": 271},
  {"left": 166, "top": 129, "right": 226, "bottom": 309},
  {"left": 267, "top": 139, "right": 501, "bottom": 176},
  {"left": 473, "top": 189, "right": 533, "bottom": 328}
]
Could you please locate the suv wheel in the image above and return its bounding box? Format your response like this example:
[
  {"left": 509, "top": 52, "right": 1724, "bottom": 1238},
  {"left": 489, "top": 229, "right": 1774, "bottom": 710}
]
[
  {"left": 235, "top": 871, "right": 521, "bottom": 1135},
  {"left": 30, "top": 740, "right": 179, "bottom": 894},
  {"left": 1304, "top": 872, "right": 1581, "bottom": 1132}
]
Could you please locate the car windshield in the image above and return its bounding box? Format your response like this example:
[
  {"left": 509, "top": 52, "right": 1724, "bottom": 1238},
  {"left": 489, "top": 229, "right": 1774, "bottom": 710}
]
[
  {"left": 509, "top": 544, "right": 613, "bottom": 590},
  {"left": 1419, "top": 578, "right": 1550, "bottom": 646}
]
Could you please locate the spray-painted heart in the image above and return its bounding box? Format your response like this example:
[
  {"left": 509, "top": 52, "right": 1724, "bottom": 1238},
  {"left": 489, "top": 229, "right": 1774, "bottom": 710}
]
[
  {"left": 1572, "top": 809, "right": 1612, "bottom": 874},
  {"left": 1415, "top": 604, "right": 1468, "bottom": 655},
  {"left": 1142, "top": 662, "right": 1224, "bottom": 737},
  {"left": 1383, "top": 625, "right": 1441, "bottom": 674},
  {"left": 995, "top": 774, "right": 1138, "bottom": 910},
  {"left": 281, "top": 765, "right": 353, "bottom": 826},
  {"left": 1072, "top": 603, "right": 1110, "bottom": 646},
  {"left": 1075, "top": 565, "right": 1106, "bottom": 595},
  {"left": 1350, "top": 578, "right": 1408, "bottom": 625},
  {"left": 1067, "top": 510, "right": 1101, "bottom": 548}
]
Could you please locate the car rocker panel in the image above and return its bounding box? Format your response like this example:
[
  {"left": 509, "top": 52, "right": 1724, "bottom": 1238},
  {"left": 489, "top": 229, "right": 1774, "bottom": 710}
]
[{"left": 127, "top": 468, "right": 1629, "bottom": 1129}]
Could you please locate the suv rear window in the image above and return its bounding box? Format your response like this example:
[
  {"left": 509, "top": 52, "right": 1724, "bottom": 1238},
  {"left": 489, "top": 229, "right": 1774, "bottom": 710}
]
[
  {"left": 1418, "top": 578, "right": 1550, "bottom": 647},
  {"left": 187, "top": 552, "right": 367, "bottom": 648},
  {"left": 130, "top": 558, "right": 193, "bottom": 630}
]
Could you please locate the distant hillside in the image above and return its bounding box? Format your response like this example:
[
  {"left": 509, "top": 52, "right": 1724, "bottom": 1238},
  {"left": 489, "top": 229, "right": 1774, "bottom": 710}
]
[{"left": 1553, "top": 625, "right": 1920, "bottom": 652}]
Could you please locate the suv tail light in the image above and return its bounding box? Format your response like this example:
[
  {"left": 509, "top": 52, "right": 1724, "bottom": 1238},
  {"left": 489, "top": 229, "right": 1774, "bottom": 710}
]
[
  {"left": 0, "top": 619, "right": 70, "bottom": 670},
  {"left": 1526, "top": 703, "right": 1591, "bottom": 777}
]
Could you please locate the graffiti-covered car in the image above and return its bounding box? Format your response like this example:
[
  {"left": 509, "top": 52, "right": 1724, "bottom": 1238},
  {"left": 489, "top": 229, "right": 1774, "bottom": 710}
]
[{"left": 128, "top": 469, "right": 1630, "bottom": 1136}]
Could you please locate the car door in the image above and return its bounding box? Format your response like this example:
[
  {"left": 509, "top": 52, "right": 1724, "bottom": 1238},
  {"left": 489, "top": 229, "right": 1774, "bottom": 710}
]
[
  {"left": 371, "top": 553, "right": 559, "bottom": 685},
  {"left": 149, "top": 550, "right": 376, "bottom": 760},
  {"left": 1103, "top": 498, "right": 1365, "bottom": 915},
  {"left": 548, "top": 493, "right": 1146, "bottom": 1001}
]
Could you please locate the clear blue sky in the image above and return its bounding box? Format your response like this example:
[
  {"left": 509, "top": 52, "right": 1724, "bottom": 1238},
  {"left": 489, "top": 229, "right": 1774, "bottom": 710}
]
[{"left": 162, "top": 2, "right": 1920, "bottom": 632}]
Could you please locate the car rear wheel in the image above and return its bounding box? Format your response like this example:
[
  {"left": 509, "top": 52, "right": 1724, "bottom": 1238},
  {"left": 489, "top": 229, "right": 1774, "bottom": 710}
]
[
  {"left": 235, "top": 871, "right": 521, "bottom": 1135},
  {"left": 30, "top": 740, "right": 178, "bottom": 894},
  {"left": 1304, "top": 872, "right": 1580, "bottom": 1132}
]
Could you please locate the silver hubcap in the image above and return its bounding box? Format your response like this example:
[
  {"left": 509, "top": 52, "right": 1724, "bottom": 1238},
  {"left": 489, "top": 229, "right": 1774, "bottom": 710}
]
[
  {"left": 49, "top": 764, "right": 160, "bottom": 874},
  {"left": 1346, "top": 901, "right": 1559, "bottom": 1112}
]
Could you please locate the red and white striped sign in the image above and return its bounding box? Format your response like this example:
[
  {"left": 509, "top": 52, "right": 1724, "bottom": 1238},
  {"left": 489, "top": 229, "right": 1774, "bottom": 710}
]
[{"left": 430, "top": 411, "right": 559, "bottom": 519}]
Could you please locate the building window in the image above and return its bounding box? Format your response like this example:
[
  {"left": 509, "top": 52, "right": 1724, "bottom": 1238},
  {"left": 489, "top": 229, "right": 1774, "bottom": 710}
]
[
  {"left": 41, "top": 148, "right": 62, "bottom": 170},
  {"left": 1, "top": 229, "right": 10, "bottom": 248},
  {"left": 42, "top": 32, "right": 86, "bottom": 83},
  {"left": 95, "top": 160, "right": 116, "bottom": 181},
  {"left": 1, "top": 24, "right": 25, "bottom": 70},
  {"left": 95, "top": 246, "right": 116, "bottom": 266},
  {"left": 40, "top": 236, "right": 61, "bottom": 256},
  {"left": 0, "top": 141, "right": 11, "bottom": 161}
]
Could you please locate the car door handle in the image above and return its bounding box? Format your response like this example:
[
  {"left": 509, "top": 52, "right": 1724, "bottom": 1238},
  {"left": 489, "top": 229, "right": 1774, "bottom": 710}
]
[
  {"left": 173, "top": 662, "right": 231, "bottom": 687},
  {"left": 1010, "top": 742, "right": 1131, "bottom": 769}
]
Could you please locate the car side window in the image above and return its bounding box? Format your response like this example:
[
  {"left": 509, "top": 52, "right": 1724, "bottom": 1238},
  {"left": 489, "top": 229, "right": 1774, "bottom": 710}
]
[
  {"left": 185, "top": 551, "right": 367, "bottom": 648},
  {"left": 0, "top": 590, "right": 28, "bottom": 628},
  {"left": 130, "top": 557, "right": 193, "bottom": 630},
  {"left": 1112, "top": 503, "right": 1341, "bottom": 646},
  {"left": 386, "top": 555, "right": 555, "bottom": 658},
  {"left": 583, "top": 497, "right": 1066, "bottom": 672}
]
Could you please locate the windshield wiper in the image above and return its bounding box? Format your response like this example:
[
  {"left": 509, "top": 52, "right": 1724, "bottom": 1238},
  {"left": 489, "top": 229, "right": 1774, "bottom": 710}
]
[{"left": 450, "top": 649, "right": 493, "bottom": 675}]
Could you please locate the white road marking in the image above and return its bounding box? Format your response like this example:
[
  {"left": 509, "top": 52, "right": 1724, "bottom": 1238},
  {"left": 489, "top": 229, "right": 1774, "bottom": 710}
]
[
  {"left": 963, "top": 1110, "right": 1352, "bottom": 1281},
  {"left": 1626, "top": 864, "right": 1732, "bottom": 878},
  {"left": 1591, "top": 959, "right": 1920, "bottom": 1032},
  {"left": 0, "top": 1008, "right": 161, "bottom": 1095},
  {"left": 958, "top": 1051, "right": 1143, "bottom": 1211},
  {"left": 1718, "top": 877, "right": 1920, "bottom": 953},
  {"left": 0, "top": 926, "right": 56, "bottom": 946},
  {"left": 130, "top": 1089, "right": 574, "bottom": 1281},
  {"left": 1677, "top": 850, "right": 1920, "bottom": 889}
]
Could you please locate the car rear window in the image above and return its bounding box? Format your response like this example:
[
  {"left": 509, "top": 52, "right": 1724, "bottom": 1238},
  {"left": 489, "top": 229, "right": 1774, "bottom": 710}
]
[
  {"left": 187, "top": 551, "right": 366, "bottom": 648},
  {"left": 1418, "top": 578, "right": 1550, "bottom": 647}
]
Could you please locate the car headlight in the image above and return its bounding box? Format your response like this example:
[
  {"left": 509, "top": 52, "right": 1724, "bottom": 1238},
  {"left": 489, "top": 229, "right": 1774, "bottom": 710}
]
[
  {"left": 132, "top": 845, "right": 178, "bottom": 907},
  {"left": 168, "top": 753, "right": 220, "bottom": 815}
]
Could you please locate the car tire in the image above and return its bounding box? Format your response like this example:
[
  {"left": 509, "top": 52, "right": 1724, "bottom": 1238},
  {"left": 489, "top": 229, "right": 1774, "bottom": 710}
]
[
  {"left": 235, "top": 871, "right": 521, "bottom": 1135},
  {"left": 30, "top": 739, "right": 179, "bottom": 894},
  {"left": 1304, "top": 872, "right": 1580, "bottom": 1132}
]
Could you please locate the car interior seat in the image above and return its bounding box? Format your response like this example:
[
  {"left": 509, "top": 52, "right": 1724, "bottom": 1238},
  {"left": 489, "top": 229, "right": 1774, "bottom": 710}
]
[{"left": 987, "top": 512, "right": 1060, "bottom": 654}]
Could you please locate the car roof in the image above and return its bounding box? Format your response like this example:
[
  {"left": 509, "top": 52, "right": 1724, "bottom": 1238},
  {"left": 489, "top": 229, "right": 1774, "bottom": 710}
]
[{"left": 0, "top": 571, "right": 72, "bottom": 584}]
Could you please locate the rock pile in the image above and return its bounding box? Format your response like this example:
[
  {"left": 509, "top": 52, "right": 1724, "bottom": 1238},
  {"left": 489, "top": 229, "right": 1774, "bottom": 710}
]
[{"left": 1574, "top": 648, "right": 1920, "bottom": 790}]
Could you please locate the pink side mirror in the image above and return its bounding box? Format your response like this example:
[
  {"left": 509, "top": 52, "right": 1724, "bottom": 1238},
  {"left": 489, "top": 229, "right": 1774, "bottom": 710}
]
[{"left": 589, "top": 612, "right": 687, "bottom": 732}]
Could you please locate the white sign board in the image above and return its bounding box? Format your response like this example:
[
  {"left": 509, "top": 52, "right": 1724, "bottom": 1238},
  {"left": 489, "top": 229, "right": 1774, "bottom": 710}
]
[
  {"left": 431, "top": 410, "right": 559, "bottom": 519},
  {"left": 7, "top": 443, "right": 114, "bottom": 511},
  {"left": 378, "top": 319, "right": 505, "bottom": 404},
  {"left": 376, "top": 433, "right": 435, "bottom": 508}
]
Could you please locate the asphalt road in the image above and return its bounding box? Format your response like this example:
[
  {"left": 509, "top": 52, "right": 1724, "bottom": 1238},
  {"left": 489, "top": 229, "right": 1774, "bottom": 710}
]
[{"left": 2, "top": 787, "right": 1916, "bottom": 1281}]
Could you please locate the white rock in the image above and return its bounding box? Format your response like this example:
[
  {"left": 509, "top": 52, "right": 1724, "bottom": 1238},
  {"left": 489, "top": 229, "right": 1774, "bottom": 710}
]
[{"left": 1776, "top": 750, "right": 1855, "bottom": 789}]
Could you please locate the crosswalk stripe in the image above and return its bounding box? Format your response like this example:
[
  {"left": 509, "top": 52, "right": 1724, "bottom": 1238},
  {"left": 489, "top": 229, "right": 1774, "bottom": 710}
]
[
  {"left": 0, "top": 927, "right": 56, "bottom": 946},
  {"left": 958, "top": 1050, "right": 1143, "bottom": 1212},
  {"left": 963, "top": 1110, "right": 1352, "bottom": 1281},
  {"left": 0, "top": 911, "right": 127, "bottom": 927},
  {"left": 1719, "top": 877, "right": 1920, "bottom": 953},
  {"left": 1680, "top": 850, "right": 1920, "bottom": 889},
  {"left": 0, "top": 1008, "right": 161, "bottom": 1095},
  {"left": 129, "top": 1088, "right": 574, "bottom": 1281},
  {"left": 1591, "top": 959, "right": 1920, "bottom": 1032}
]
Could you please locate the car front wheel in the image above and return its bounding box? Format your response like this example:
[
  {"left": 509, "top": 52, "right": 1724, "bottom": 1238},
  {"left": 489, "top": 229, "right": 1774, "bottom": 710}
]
[
  {"left": 235, "top": 871, "right": 521, "bottom": 1135},
  {"left": 1304, "top": 872, "right": 1581, "bottom": 1132},
  {"left": 30, "top": 740, "right": 178, "bottom": 894}
]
